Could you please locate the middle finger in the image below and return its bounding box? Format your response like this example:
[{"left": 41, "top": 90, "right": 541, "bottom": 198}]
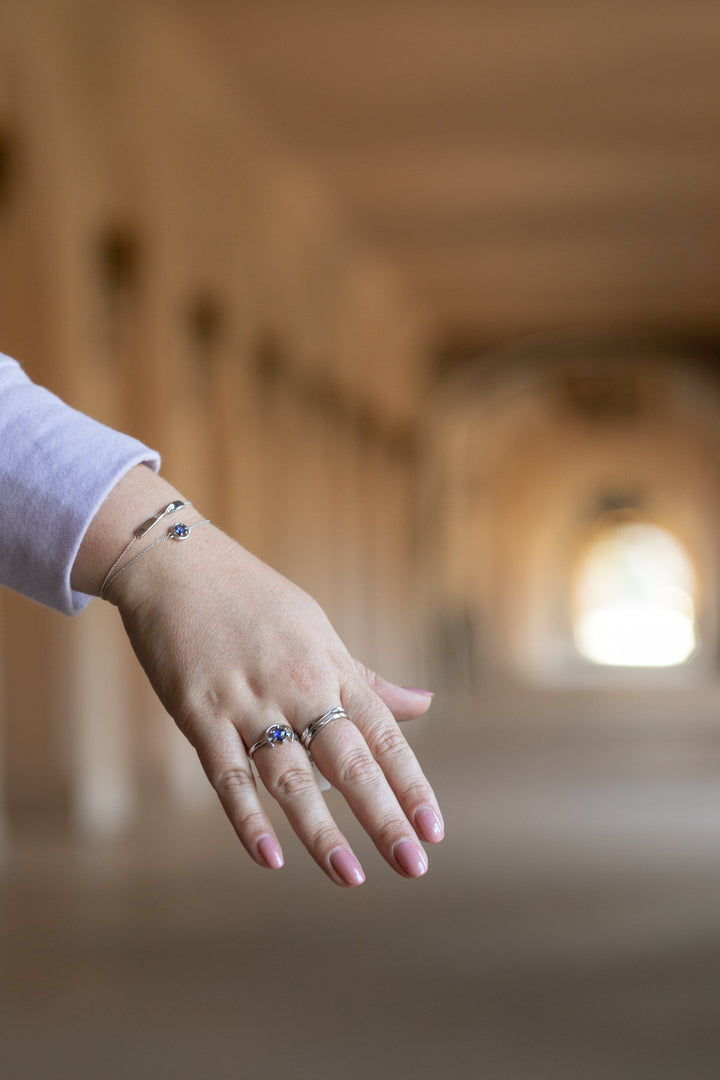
[{"left": 249, "top": 717, "right": 366, "bottom": 888}]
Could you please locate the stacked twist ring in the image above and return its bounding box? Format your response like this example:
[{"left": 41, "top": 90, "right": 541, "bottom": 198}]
[{"left": 300, "top": 707, "right": 350, "bottom": 760}]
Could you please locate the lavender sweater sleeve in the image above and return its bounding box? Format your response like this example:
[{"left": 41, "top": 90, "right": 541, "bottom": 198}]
[{"left": 0, "top": 354, "right": 161, "bottom": 615}]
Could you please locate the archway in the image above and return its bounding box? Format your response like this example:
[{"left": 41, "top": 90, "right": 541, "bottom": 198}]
[
  {"left": 573, "top": 521, "right": 697, "bottom": 668},
  {"left": 425, "top": 335, "right": 720, "bottom": 696}
]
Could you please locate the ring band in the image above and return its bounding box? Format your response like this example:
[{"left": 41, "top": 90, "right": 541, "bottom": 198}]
[
  {"left": 248, "top": 723, "right": 296, "bottom": 760},
  {"left": 300, "top": 707, "right": 349, "bottom": 759}
]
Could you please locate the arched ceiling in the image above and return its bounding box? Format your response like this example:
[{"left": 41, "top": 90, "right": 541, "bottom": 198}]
[{"left": 171, "top": 1, "right": 720, "bottom": 353}]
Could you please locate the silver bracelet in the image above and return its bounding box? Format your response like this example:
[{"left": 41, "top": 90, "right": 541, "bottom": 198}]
[
  {"left": 99, "top": 502, "right": 209, "bottom": 600},
  {"left": 99, "top": 499, "right": 189, "bottom": 599}
]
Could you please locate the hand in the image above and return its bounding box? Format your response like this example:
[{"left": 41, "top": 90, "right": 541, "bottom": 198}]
[{"left": 111, "top": 523, "right": 444, "bottom": 886}]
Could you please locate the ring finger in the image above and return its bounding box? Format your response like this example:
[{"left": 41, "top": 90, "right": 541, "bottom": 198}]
[{"left": 300, "top": 705, "right": 430, "bottom": 879}]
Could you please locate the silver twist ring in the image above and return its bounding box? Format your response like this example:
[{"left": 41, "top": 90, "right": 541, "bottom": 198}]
[
  {"left": 300, "top": 707, "right": 350, "bottom": 760},
  {"left": 248, "top": 723, "right": 296, "bottom": 760}
]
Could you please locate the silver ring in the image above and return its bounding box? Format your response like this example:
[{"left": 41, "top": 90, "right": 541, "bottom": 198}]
[
  {"left": 300, "top": 707, "right": 349, "bottom": 759},
  {"left": 247, "top": 723, "right": 296, "bottom": 760}
]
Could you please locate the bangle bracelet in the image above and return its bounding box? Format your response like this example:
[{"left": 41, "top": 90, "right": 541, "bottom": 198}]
[
  {"left": 99, "top": 516, "right": 211, "bottom": 600},
  {"left": 99, "top": 499, "right": 190, "bottom": 599},
  {"left": 99, "top": 500, "right": 210, "bottom": 600}
]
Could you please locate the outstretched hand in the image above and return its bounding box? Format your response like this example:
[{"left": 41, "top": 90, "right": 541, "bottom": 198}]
[{"left": 109, "top": 521, "right": 443, "bottom": 886}]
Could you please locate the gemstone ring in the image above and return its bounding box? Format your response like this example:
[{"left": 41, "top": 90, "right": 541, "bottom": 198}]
[{"left": 247, "top": 723, "right": 297, "bottom": 760}]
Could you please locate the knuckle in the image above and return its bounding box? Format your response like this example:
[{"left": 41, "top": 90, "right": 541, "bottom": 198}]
[
  {"left": 399, "top": 778, "right": 431, "bottom": 808},
  {"left": 308, "top": 822, "right": 342, "bottom": 854},
  {"left": 215, "top": 766, "right": 256, "bottom": 801},
  {"left": 271, "top": 765, "right": 316, "bottom": 799},
  {"left": 233, "top": 807, "right": 268, "bottom": 837},
  {"left": 176, "top": 685, "right": 243, "bottom": 741},
  {"left": 368, "top": 725, "right": 408, "bottom": 761},
  {"left": 339, "top": 671, "right": 373, "bottom": 710},
  {"left": 182, "top": 684, "right": 231, "bottom": 726},
  {"left": 337, "top": 747, "right": 382, "bottom": 787},
  {"left": 374, "top": 812, "right": 406, "bottom": 849}
]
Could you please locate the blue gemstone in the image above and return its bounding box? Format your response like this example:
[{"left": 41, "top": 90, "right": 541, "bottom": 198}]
[
  {"left": 171, "top": 523, "right": 190, "bottom": 539},
  {"left": 270, "top": 726, "right": 288, "bottom": 744}
]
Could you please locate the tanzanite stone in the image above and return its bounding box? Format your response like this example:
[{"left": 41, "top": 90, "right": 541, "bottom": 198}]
[
  {"left": 170, "top": 523, "right": 190, "bottom": 540},
  {"left": 269, "top": 725, "right": 289, "bottom": 744}
]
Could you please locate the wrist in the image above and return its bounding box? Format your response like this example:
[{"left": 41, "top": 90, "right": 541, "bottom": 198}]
[
  {"left": 71, "top": 464, "right": 199, "bottom": 599},
  {"left": 102, "top": 509, "right": 211, "bottom": 605}
]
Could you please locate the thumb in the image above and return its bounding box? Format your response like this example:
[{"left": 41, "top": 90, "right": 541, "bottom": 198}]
[{"left": 353, "top": 659, "right": 434, "bottom": 722}]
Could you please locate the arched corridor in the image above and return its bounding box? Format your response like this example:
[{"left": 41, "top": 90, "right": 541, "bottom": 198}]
[
  {"left": 2, "top": 3, "right": 720, "bottom": 1078},
  {"left": 425, "top": 341, "right": 720, "bottom": 696}
]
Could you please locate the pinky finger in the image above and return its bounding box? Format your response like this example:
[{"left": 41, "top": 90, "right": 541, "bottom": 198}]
[{"left": 193, "top": 724, "right": 285, "bottom": 870}]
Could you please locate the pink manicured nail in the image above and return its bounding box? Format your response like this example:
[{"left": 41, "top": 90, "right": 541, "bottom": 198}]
[
  {"left": 404, "top": 688, "right": 435, "bottom": 697},
  {"left": 416, "top": 807, "right": 444, "bottom": 843},
  {"left": 330, "top": 848, "right": 365, "bottom": 887},
  {"left": 257, "top": 835, "right": 284, "bottom": 869},
  {"left": 394, "top": 840, "right": 428, "bottom": 878}
]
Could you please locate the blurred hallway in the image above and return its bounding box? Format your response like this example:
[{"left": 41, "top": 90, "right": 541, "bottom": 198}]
[
  {"left": 4, "top": 694, "right": 720, "bottom": 1080},
  {"left": 2, "top": 4, "right": 720, "bottom": 1077}
]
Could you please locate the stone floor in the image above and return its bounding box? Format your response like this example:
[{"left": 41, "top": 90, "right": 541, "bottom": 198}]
[{"left": 3, "top": 698, "right": 720, "bottom": 1079}]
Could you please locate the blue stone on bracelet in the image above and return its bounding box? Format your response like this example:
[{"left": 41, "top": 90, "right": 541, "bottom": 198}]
[{"left": 170, "top": 523, "right": 190, "bottom": 540}]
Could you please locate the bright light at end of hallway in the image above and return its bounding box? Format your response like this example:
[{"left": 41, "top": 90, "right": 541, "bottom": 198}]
[
  {"left": 575, "top": 605, "right": 696, "bottom": 667},
  {"left": 573, "top": 523, "right": 697, "bottom": 668}
]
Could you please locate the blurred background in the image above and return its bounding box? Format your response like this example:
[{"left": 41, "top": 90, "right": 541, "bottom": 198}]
[{"left": 2, "top": 1, "right": 720, "bottom": 1077}]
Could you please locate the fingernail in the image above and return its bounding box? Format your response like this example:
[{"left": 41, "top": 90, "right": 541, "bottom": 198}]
[
  {"left": 404, "top": 688, "right": 435, "bottom": 697},
  {"left": 257, "top": 835, "right": 284, "bottom": 869},
  {"left": 416, "top": 807, "right": 445, "bottom": 843},
  {"left": 394, "top": 840, "right": 428, "bottom": 878},
  {"left": 330, "top": 848, "right": 365, "bottom": 887}
]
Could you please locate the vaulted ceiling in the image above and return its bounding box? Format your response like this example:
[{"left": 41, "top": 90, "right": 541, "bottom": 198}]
[{"left": 174, "top": 1, "right": 720, "bottom": 354}]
